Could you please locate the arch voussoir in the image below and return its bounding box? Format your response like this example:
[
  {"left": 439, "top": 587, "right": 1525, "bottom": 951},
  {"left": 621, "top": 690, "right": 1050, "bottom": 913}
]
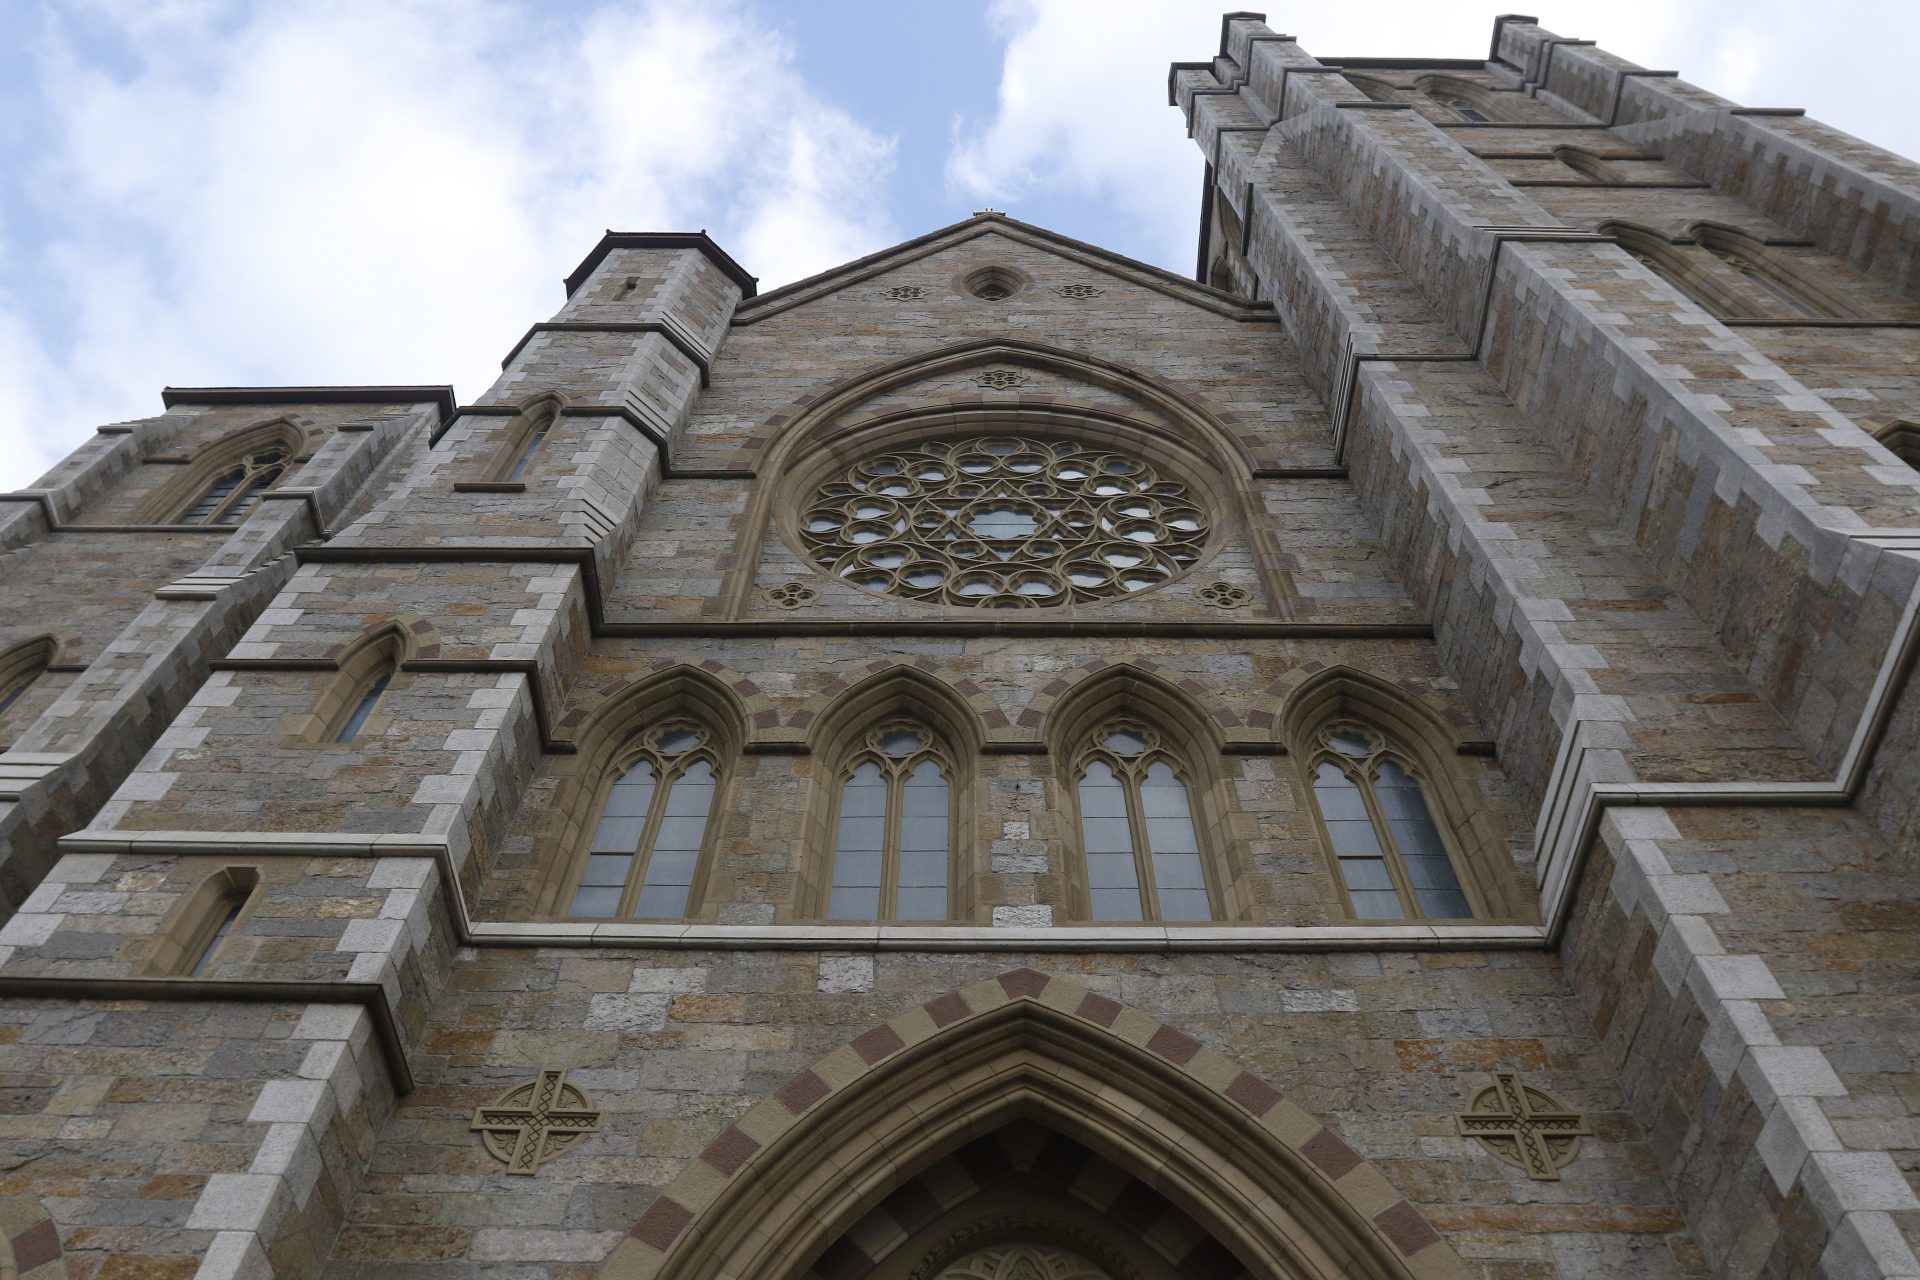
[{"left": 601, "top": 967, "right": 1466, "bottom": 1280}]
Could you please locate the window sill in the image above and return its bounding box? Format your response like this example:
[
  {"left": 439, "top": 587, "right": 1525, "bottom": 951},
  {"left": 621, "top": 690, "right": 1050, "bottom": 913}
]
[{"left": 473, "top": 920, "right": 1546, "bottom": 951}]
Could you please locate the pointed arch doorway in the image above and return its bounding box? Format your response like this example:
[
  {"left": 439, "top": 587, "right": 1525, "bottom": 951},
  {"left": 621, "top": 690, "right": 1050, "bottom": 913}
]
[{"left": 601, "top": 970, "right": 1466, "bottom": 1280}]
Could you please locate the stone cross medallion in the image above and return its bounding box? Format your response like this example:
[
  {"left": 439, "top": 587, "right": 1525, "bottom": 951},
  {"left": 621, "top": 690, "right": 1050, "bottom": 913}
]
[
  {"left": 1454, "top": 1072, "right": 1592, "bottom": 1180},
  {"left": 471, "top": 1068, "right": 604, "bottom": 1175}
]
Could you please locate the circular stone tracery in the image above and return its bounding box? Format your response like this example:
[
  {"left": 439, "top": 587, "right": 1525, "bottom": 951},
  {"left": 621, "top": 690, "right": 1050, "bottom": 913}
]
[{"left": 799, "top": 437, "right": 1209, "bottom": 608}]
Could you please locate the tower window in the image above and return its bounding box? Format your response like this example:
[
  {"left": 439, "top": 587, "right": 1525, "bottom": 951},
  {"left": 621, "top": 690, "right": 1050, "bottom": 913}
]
[
  {"left": 1701, "top": 242, "right": 1822, "bottom": 318},
  {"left": 1875, "top": 420, "right": 1920, "bottom": 470},
  {"left": 335, "top": 670, "right": 392, "bottom": 744},
  {"left": 502, "top": 416, "right": 552, "bottom": 482},
  {"left": 149, "top": 867, "right": 261, "bottom": 978},
  {"left": 190, "top": 893, "right": 247, "bottom": 975},
  {"left": 0, "top": 637, "right": 55, "bottom": 747},
  {"left": 826, "top": 720, "right": 952, "bottom": 920},
  {"left": 570, "top": 722, "right": 719, "bottom": 919},
  {"left": 1074, "top": 719, "right": 1213, "bottom": 922},
  {"left": 180, "top": 446, "right": 290, "bottom": 525}
]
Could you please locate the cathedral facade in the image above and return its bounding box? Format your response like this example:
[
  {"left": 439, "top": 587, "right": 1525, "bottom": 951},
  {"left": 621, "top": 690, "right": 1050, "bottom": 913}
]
[{"left": 0, "top": 12, "right": 1918, "bottom": 1278}]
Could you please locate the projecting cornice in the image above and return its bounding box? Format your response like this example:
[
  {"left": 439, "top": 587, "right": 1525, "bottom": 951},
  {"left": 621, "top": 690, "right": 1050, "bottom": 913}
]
[
  {"left": 160, "top": 384, "right": 457, "bottom": 424},
  {"left": 561, "top": 231, "right": 758, "bottom": 298}
]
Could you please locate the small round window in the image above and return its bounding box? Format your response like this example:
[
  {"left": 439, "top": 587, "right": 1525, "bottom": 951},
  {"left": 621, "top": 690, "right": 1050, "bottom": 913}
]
[
  {"left": 963, "top": 266, "right": 1024, "bottom": 300},
  {"left": 798, "top": 436, "right": 1210, "bottom": 608}
]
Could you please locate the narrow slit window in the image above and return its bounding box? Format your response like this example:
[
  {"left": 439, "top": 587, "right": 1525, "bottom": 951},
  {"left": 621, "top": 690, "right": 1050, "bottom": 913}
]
[
  {"left": 160, "top": 868, "right": 262, "bottom": 979},
  {"left": 503, "top": 416, "right": 552, "bottom": 482},
  {"left": 0, "top": 663, "right": 43, "bottom": 719},
  {"left": 1448, "top": 101, "right": 1489, "bottom": 122},
  {"left": 569, "top": 723, "right": 718, "bottom": 920},
  {"left": 189, "top": 894, "right": 247, "bottom": 975},
  {"left": 1308, "top": 726, "right": 1471, "bottom": 920},
  {"left": 335, "top": 671, "right": 392, "bottom": 744},
  {"left": 0, "top": 640, "right": 53, "bottom": 745},
  {"left": 826, "top": 721, "right": 952, "bottom": 921},
  {"left": 1074, "top": 720, "right": 1214, "bottom": 922}
]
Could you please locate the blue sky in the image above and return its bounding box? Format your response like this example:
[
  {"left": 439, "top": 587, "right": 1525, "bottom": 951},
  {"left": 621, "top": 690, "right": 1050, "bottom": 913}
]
[{"left": 0, "top": 0, "right": 1914, "bottom": 487}]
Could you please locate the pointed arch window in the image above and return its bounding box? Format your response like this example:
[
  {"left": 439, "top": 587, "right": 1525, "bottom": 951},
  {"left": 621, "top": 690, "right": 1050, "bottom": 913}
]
[
  {"left": 570, "top": 721, "right": 719, "bottom": 919},
  {"left": 826, "top": 719, "right": 952, "bottom": 920},
  {"left": 502, "top": 414, "right": 552, "bottom": 482},
  {"left": 299, "top": 627, "right": 409, "bottom": 747},
  {"left": 1074, "top": 719, "right": 1212, "bottom": 922},
  {"left": 1608, "top": 224, "right": 1715, "bottom": 312},
  {"left": 148, "top": 867, "right": 261, "bottom": 977},
  {"left": 0, "top": 639, "right": 51, "bottom": 724},
  {"left": 1875, "top": 420, "right": 1920, "bottom": 471},
  {"left": 1308, "top": 724, "right": 1471, "bottom": 920},
  {"left": 335, "top": 669, "right": 392, "bottom": 744},
  {"left": 1699, "top": 239, "right": 1822, "bottom": 318},
  {"left": 486, "top": 398, "right": 563, "bottom": 484},
  {"left": 1555, "top": 146, "right": 1626, "bottom": 183},
  {"left": 180, "top": 446, "right": 290, "bottom": 525}
]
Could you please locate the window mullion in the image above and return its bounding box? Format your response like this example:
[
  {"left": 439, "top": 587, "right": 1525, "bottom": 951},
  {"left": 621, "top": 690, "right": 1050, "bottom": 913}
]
[
  {"left": 1359, "top": 763, "right": 1423, "bottom": 920},
  {"left": 1124, "top": 763, "right": 1160, "bottom": 922},
  {"left": 880, "top": 762, "right": 905, "bottom": 919},
  {"left": 211, "top": 463, "right": 258, "bottom": 525},
  {"left": 616, "top": 756, "right": 672, "bottom": 918}
]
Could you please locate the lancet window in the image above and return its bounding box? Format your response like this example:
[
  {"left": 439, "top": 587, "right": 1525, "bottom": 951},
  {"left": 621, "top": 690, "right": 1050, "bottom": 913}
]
[
  {"left": 502, "top": 414, "right": 552, "bottom": 482},
  {"left": 1307, "top": 724, "right": 1471, "bottom": 920},
  {"left": 179, "top": 445, "right": 290, "bottom": 525},
  {"left": 569, "top": 722, "right": 720, "bottom": 919},
  {"left": 486, "top": 396, "right": 564, "bottom": 483},
  {"left": 1700, "top": 239, "right": 1822, "bottom": 318},
  {"left": 825, "top": 719, "right": 953, "bottom": 920},
  {"left": 1074, "top": 719, "right": 1212, "bottom": 921},
  {"left": 190, "top": 881, "right": 252, "bottom": 975},
  {"left": 148, "top": 867, "right": 261, "bottom": 977},
  {"left": 0, "top": 641, "right": 49, "bottom": 723},
  {"left": 335, "top": 669, "right": 392, "bottom": 744}
]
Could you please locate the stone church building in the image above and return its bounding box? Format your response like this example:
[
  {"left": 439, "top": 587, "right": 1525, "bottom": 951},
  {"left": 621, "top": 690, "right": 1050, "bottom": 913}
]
[{"left": 3, "top": 11, "right": 1920, "bottom": 1278}]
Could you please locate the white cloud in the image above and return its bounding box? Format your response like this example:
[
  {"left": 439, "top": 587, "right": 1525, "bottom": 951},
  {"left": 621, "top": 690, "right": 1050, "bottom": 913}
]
[
  {"left": 0, "top": 0, "right": 898, "bottom": 487},
  {"left": 946, "top": 1, "right": 1217, "bottom": 269},
  {"left": 948, "top": 0, "right": 1913, "bottom": 268}
]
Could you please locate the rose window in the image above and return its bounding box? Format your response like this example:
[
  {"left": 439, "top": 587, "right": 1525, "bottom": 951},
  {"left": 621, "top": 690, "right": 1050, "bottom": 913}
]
[{"left": 799, "top": 437, "right": 1209, "bottom": 607}]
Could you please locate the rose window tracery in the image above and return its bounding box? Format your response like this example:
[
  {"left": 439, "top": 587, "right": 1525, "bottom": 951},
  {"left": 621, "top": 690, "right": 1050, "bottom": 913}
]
[{"left": 799, "top": 437, "right": 1209, "bottom": 608}]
